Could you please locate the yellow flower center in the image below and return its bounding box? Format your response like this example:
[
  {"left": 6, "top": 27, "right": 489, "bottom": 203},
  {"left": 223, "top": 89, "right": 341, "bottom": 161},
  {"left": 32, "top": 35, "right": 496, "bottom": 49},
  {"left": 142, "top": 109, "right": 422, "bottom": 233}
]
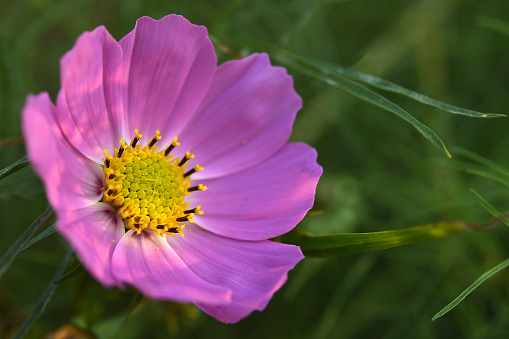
[{"left": 102, "top": 129, "right": 206, "bottom": 236}]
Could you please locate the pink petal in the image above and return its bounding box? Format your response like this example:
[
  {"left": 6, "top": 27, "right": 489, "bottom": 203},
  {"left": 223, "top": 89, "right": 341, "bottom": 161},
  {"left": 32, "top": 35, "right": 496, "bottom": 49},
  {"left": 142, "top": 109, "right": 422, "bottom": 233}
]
[
  {"left": 22, "top": 93, "right": 104, "bottom": 211},
  {"left": 169, "top": 225, "right": 304, "bottom": 323},
  {"left": 57, "top": 203, "right": 125, "bottom": 287},
  {"left": 176, "top": 53, "right": 302, "bottom": 180},
  {"left": 196, "top": 302, "right": 255, "bottom": 324},
  {"left": 58, "top": 26, "right": 125, "bottom": 162},
  {"left": 190, "top": 143, "right": 322, "bottom": 240},
  {"left": 110, "top": 229, "right": 232, "bottom": 304},
  {"left": 119, "top": 15, "right": 216, "bottom": 146}
]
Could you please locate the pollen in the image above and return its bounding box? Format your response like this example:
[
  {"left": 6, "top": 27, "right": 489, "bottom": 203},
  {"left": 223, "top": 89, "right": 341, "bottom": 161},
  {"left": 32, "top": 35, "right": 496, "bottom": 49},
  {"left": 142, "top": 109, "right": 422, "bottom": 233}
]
[{"left": 102, "top": 129, "right": 204, "bottom": 236}]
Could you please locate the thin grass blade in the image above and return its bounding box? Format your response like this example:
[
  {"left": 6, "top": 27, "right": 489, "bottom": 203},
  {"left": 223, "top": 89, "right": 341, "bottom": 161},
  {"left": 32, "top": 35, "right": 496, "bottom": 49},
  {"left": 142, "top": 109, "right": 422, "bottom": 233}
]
[
  {"left": 272, "top": 50, "right": 505, "bottom": 118},
  {"left": 278, "top": 56, "right": 451, "bottom": 157},
  {"left": 0, "top": 207, "right": 54, "bottom": 280},
  {"left": 19, "top": 224, "right": 57, "bottom": 255},
  {"left": 52, "top": 261, "right": 83, "bottom": 285},
  {"left": 465, "top": 169, "right": 509, "bottom": 190},
  {"left": 281, "top": 221, "right": 469, "bottom": 257},
  {"left": 432, "top": 257, "right": 509, "bottom": 321},
  {"left": 13, "top": 249, "right": 73, "bottom": 339},
  {"left": 0, "top": 156, "right": 29, "bottom": 181},
  {"left": 306, "top": 58, "right": 505, "bottom": 118},
  {"left": 452, "top": 147, "right": 509, "bottom": 178},
  {"left": 470, "top": 189, "right": 509, "bottom": 227}
]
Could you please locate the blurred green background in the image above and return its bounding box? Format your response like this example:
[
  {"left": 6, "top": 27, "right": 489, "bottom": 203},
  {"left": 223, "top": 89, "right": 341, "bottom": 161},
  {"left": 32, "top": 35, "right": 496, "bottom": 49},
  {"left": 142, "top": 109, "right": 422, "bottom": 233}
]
[{"left": 1, "top": 0, "right": 509, "bottom": 338}]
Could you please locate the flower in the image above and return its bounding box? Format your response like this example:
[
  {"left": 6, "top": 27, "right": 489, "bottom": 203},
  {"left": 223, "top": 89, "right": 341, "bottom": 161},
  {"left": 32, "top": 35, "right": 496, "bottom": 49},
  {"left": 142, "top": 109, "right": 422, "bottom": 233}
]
[{"left": 22, "top": 14, "right": 321, "bottom": 323}]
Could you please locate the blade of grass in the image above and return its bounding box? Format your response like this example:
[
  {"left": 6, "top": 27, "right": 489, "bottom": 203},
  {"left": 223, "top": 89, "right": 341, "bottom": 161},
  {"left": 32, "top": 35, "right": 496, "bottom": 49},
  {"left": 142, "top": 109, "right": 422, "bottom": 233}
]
[
  {"left": 432, "top": 257, "right": 509, "bottom": 321},
  {"left": 52, "top": 262, "right": 83, "bottom": 285},
  {"left": 0, "top": 207, "right": 54, "bottom": 280},
  {"left": 465, "top": 169, "right": 509, "bottom": 190},
  {"left": 278, "top": 55, "right": 451, "bottom": 157},
  {"left": 452, "top": 146, "right": 509, "bottom": 179},
  {"left": 470, "top": 188, "right": 509, "bottom": 227},
  {"left": 268, "top": 47, "right": 506, "bottom": 118},
  {"left": 304, "top": 57, "right": 506, "bottom": 118},
  {"left": 19, "top": 224, "right": 57, "bottom": 255},
  {"left": 281, "top": 221, "right": 470, "bottom": 257},
  {"left": 0, "top": 155, "right": 29, "bottom": 181},
  {"left": 13, "top": 248, "right": 73, "bottom": 339}
]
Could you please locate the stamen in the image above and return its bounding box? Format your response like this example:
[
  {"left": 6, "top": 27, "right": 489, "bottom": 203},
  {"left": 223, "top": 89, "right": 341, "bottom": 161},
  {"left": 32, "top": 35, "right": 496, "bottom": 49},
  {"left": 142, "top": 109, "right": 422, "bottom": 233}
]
[
  {"left": 184, "top": 164, "right": 204, "bottom": 178},
  {"left": 117, "top": 140, "right": 127, "bottom": 158},
  {"left": 104, "top": 150, "right": 113, "bottom": 168},
  {"left": 179, "top": 151, "right": 195, "bottom": 167},
  {"left": 131, "top": 129, "right": 142, "bottom": 148},
  {"left": 184, "top": 206, "right": 203, "bottom": 215},
  {"left": 148, "top": 129, "right": 161, "bottom": 148},
  {"left": 188, "top": 184, "right": 207, "bottom": 192},
  {"left": 102, "top": 129, "right": 207, "bottom": 236},
  {"left": 164, "top": 137, "right": 180, "bottom": 156}
]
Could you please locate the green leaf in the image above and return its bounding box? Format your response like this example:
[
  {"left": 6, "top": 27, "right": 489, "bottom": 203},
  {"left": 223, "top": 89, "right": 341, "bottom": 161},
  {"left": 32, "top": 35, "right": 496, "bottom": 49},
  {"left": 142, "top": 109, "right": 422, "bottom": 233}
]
[
  {"left": 13, "top": 249, "right": 73, "bottom": 339},
  {"left": 0, "top": 207, "right": 54, "bottom": 280},
  {"left": 465, "top": 169, "right": 509, "bottom": 190},
  {"left": 469, "top": 189, "right": 509, "bottom": 227},
  {"left": 0, "top": 155, "right": 29, "bottom": 181},
  {"left": 432, "top": 257, "right": 509, "bottom": 321},
  {"left": 19, "top": 224, "right": 57, "bottom": 255},
  {"left": 277, "top": 55, "right": 452, "bottom": 157},
  {"left": 52, "top": 261, "right": 83, "bottom": 285},
  {"left": 281, "top": 221, "right": 469, "bottom": 257},
  {"left": 452, "top": 147, "right": 509, "bottom": 178},
  {"left": 303, "top": 57, "right": 506, "bottom": 119}
]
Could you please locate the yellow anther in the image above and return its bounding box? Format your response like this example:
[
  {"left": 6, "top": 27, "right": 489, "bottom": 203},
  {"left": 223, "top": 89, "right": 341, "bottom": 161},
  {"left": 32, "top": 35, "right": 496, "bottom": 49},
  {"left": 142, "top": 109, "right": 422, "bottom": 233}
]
[
  {"left": 184, "top": 164, "right": 203, "bottom": 178},
  {"left": 131, "top": 129, "right": 143, "bottom": 147},
  {"left": 117, "top": 140, "right": 128, "bottom": 158},
  {"left": 147, "top": 129, "right": 162, "bottom": 149}
]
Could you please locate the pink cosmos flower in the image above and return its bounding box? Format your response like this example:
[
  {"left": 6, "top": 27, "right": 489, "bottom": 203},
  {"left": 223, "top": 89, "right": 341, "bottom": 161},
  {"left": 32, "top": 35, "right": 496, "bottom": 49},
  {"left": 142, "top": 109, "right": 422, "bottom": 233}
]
[{"left": 21, "top": 14, "right": 321, "bottom": 323}]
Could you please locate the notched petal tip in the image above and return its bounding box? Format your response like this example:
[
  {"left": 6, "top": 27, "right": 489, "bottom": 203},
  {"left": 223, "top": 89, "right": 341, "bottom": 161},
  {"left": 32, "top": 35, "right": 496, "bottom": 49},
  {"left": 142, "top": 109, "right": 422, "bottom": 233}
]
[
  {"left": 170, "top": 225, "right": 304, "bottom": 323},
  {"left": 191, "top": 142, "right": 322, "bottom": 240},
  {"left": 120, "top": 12, "right": 216, "bottom": 143}
]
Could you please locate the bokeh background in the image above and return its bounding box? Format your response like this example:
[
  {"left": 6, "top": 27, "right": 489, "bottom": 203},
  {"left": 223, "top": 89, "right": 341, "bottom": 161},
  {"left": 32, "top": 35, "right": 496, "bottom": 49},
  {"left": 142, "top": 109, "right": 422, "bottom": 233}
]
[{"left": 2, "top": 0, "right": 509, "bottom": 338}]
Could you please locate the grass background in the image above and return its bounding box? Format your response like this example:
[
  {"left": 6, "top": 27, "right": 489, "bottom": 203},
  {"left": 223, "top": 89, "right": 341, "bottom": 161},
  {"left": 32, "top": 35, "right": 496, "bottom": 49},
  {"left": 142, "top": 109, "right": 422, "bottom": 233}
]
[{"left": 1, "top": 0, "right": 509, "bottom": 338}]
